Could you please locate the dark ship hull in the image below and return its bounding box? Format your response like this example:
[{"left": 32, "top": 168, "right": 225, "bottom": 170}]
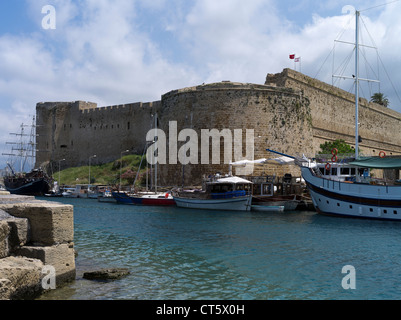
[{"left": 3, "top": 169, "right": 51, "bottom": 196}]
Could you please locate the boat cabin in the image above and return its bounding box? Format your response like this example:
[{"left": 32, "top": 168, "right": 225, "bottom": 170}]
[
  {"left": 205, "top": 176, "right": 252, "bottom": 199},
  {"left": 315, "top": 162, "right": 369, "bottom": 182}
]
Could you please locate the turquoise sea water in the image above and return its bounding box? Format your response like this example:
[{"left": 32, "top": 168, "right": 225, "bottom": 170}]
[{"left": 37, "top": 197, "right": 401, "bottom": 300}]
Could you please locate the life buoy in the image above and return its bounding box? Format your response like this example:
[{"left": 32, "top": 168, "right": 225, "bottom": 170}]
[
  {"left": 331, "top": 155, "right": 338, "bottom": 163},
  {"left": 379, "top": 151, "right": 386, "bottom": 158},
  {"left": 165, "top": 193, "right": 169, "bottom": 198},
  {"left": 331, "top": 148, "right": 338, "bottom": 156},
  {"left": 325, "top": 163, "right": 331, "bottom": 172}
]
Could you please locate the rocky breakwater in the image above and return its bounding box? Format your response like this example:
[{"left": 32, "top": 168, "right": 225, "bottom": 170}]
[{"left": 0, "top": 194, "right": 75, "bottom": 300}]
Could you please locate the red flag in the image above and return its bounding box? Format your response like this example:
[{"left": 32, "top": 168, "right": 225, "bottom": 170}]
[{"left": 289, "top": 54, "right": 295, "bottom": 59}]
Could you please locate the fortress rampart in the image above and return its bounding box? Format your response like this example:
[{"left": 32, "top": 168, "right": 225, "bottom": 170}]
[
  {"left": 35, "top": 69, "right": 401, "bottom": 186},
  {"left": 36, "top": 100, "right": 161, "bottom": 169},
  {"left": 157, "top": 81, "right": 312, "bottom": 186},
  {"left": 266, "top": 69, "right": 401, "bottom": 156}
]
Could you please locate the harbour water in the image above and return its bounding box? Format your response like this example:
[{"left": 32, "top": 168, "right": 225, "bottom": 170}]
[{"left": 37, "top": 197, "right": 401, "bottom": 300}]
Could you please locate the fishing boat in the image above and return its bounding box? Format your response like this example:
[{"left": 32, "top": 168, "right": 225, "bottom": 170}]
[
  {"left": 268, "top": 10, "right": 401, "bottom": 220},
  {"left": 250, "top": 173, "right": 305, "bottom": 211},
  {"left": 112, "top": 190, "right": 175, "bottom": 206},
  {"left": 112, "top": 113, "right": 176, "bottom": 206},
  {"left": 230, "top": 158, "right": 305, "bottom": 211},
  {"left": 62, "top": 186, "right": 80, "bottom": 198},
  {"left": 2, "top": 117, "right": 52, "bottom": 196},
  {"left": 252, "top": 194, "right": 301, "bottom": 211},
  {"left": 172, "top": 175, "right": 253, "bottom": 211},
  {"left": 97, "top": 187, "right": 117, "bottom": 203}
]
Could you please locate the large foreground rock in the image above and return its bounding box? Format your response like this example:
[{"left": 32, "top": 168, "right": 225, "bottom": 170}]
[
  {"left": 83, "top": 268, "right": 130, "bottom": 281},
  {"left": 0, "top": 210, "right": 30, "bottom": 254},
  {"left": 0, "top": 256, "right": 44, "bottom": 300},
  {"left": 16, "top": 244, "right": 76, "bottom": 284},
  {"left": 0, "top": 201, "right": 73, "bottom": 246},
  {"left": 0, "top": 221, "right": 10, "bottom": 259},
  {"left": 0, "top": 195, "right": 76, "bottom": 300}
]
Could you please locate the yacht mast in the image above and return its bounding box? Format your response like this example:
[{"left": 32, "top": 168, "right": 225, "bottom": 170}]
[
  {"left": 355, "top": 10, "right": 360, "bottom": 159},
  {"left": 332, "top": 9, "right": 380, "bottom": 158}
]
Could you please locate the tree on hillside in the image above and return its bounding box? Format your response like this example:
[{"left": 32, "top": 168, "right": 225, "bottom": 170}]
[
  {"left": 319, "top": 139, "right": 355, "bottom": 155},
  {"left": 370, "top": 92, "right": 389, "bottom": 107}
]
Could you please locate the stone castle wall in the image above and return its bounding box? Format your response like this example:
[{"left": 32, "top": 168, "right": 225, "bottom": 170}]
[
  {"left": 157, "top": 81, "right": 312, "bottom": 186},
  {"left": 36, "top": 100, "right": 161, "bottom": 169},
  {"left": 266, "top": 69, "right": 401, "bottom": 157},
  {"left": 35, "top": 69, "right": 401, "bottom": 186}
]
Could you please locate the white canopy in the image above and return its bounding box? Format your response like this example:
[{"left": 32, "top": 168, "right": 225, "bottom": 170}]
[
  {"left": 229, "top": 159, "right": 268, "bottom": 166},
  {"left": 266, "top": 156, "right": 295, "bottom": 165},
  {"left": 215, "top": 176, "right": 253, "bottom": 184},
  {"left": 229, "top": 157, "right": 294, "bottom": 167}
]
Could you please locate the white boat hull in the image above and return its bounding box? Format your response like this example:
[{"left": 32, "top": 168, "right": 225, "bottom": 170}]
[
  {"left": 302, "top": 167, "right": 401, "bottom": 220},
  {"left": 62, "top": 192, "right": 79, "bottom": 198},
  {"left": 174, "top": 195, "right": 252, "bottom": 211},
  {"left": 251, "top": 205, "right": 285, "bottom": 212}
]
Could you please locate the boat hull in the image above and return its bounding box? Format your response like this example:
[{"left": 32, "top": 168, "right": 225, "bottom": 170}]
[
  {"left": 252, "top": 196, "right": 299, "bottom": 211},
  {"left": 112, "top": 192, "right": 176, "bottom": 206},
  {"left": 251, "top": 205, "right": 285, "bottom": 212},
  {"left": 301, "top": 167, "right": 401, "bottom": 220},
  {"left": 4, "top": 178, "right": 50, "bottom": 196},
  {"left": 173, "top": 195, "right": 252, "bottom": 211},
  {"left": 112, "top": 192, "right": 133, "bottom": 204}
]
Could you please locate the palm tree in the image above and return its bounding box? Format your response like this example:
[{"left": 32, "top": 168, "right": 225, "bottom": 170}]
[{"left": 370, "top": 93, "right": 389, "bottom": 107}]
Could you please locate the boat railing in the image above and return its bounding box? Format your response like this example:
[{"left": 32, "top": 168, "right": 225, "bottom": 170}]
[
  {"left": 314, "top": 153, "right": 356, "bottom": 164},
  {"left": 203, "top": 174, "right": 230, "bottom": 183}
]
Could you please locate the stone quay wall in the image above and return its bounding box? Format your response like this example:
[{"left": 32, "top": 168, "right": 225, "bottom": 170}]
[{"left": 0, "top": 193, "right": 75, "bottom": 300}]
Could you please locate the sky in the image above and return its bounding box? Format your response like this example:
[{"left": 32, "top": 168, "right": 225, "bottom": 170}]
[{"left": 1, "top": 0, "right": 401, "bottom": 171}]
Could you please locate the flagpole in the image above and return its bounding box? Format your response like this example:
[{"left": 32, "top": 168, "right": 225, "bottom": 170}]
[{"left": 289, "top": 54, "right": 295, "bottom": 70}]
